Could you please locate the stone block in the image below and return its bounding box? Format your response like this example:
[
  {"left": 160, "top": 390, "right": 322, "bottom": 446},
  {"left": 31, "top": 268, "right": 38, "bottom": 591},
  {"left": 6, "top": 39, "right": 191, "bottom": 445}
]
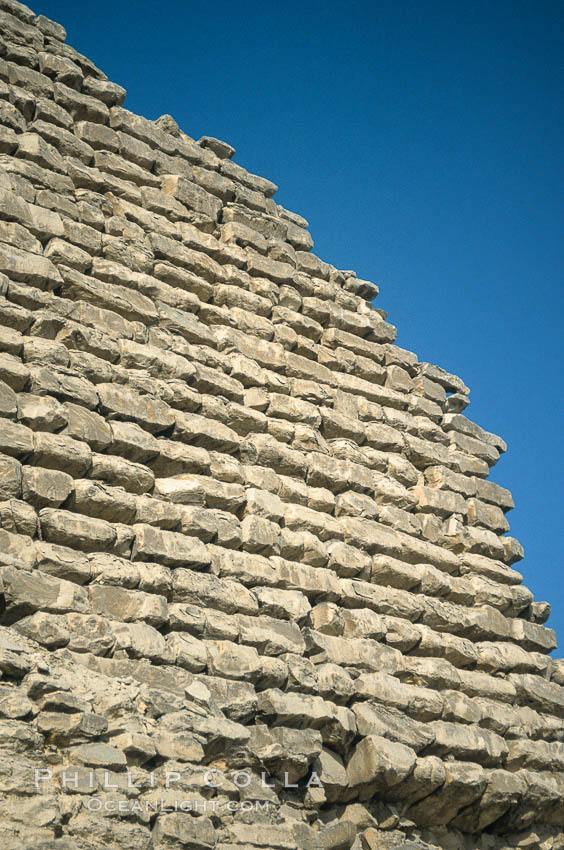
[
  {"left": 0, "top": 565, "right": 90, "bottom": 624},
  {"left": 346, "top": 734, "right": 416, "bottom": 794},
  {"left": 22, "top": 466, "right": 73, "bottom": 508},
  {"left": 32, "top": 431, "right": 91, "bottom": 477},
  {"left": 132, "top": 523, "right": 210, "bottom": 568}
]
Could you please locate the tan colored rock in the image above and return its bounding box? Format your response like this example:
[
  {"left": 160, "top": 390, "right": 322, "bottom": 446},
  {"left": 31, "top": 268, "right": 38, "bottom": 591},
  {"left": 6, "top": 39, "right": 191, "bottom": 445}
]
[
  {"left": 21, "top": 466, "right": 73, "bottom": 508},
  {"left": 346, "top": 734, "right": 416, "bottom": 795},
  {"left": 408, "top": 760, "right": 487, "bottom": 826}
]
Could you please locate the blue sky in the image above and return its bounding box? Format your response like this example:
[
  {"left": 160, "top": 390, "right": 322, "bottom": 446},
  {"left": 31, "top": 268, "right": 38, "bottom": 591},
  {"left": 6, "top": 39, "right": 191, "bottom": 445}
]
[{"left": 37, "top": 0, "right": 563, "bottom": 646}]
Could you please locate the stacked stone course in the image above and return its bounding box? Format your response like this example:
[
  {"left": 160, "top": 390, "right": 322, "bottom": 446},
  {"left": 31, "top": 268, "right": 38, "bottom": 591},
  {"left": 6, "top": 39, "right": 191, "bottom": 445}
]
[{"left": 0, "top": 2, "right": 562, "bottom": 848}]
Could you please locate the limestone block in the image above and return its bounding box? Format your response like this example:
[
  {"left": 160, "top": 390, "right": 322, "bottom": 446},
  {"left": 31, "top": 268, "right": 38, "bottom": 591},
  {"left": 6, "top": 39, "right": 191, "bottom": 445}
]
[
  {"left": 209, "top": 508, "right": 241, "bottom": 548},
  {"left": 404, "top": 433, "right": 451, "bottom": 468},
  {"left": 153, "top": 476, "right": 206, "bottom": 506},
  {"left": 0, "top": 419, "right": 33, "bottom": 458},
  {"left": 205, "top": 639, "right": 261, "bottom": 681},
  {"left": 476, "top": 641, "right": 549, "bottom": 675},
  {"left": 224, "top": 823, "right": 295, "bottom": 849},
  {"left": 279, "top": 527, "right": 327, "bottom": 567},
  {"left": 88, "top": 584, "right": 167, "bottom": 627},
  {"left": 151, "top": 806, "right": 217, "bottom": 844},
  {"left": 172, "top": 568, "right": 258, "bottom": 615},
  {"left": 82, "top": 75, "right": 126, "bottom": 105},
  {"left": 254, "top": 586, "right": 311, "bottom": 622},
  {"left": 16, "top": 132, "right": 67, "bottom": 174},
  {"left": 340, "top": 607, "right": 385, "bottom": 640},
  {"left": 458, "top": 552, "right": 522, "bottom": 585},
  {"left": 473, "top": 476, "right": 514, "bottom": 510},
  {"left": 27, "top": 365, "right": 99, "bottom": 409},
  {"left": 0, "top": 354, "right": 29, "bottom": 392},
  {"left": 56, "top": 322, "right": 119, "bottom": 365},
  {"left": 0, "top": 497, "right": 37, "bottom": 536},
  {"left": 415, "top": 484, "right": 467, "bottom": 517},
  {"left": 509, "top": 673, "right": 564, "bottom": 717},
  {"left": 258, "top": 689, "right": 356, "bottom": 749},
  {"left": 355, "top": 702, "right": 435, "bottom": 756},
  {"left": 97, "top": 382, "right": 175, "bottom": 434},
  {"left": 132, "top": 523, "right": 210, "bottom": 568},
  {"left": 174, "top": 411, "right": 240, "bottom": 453},
  {"left": 452, "top": 768, "right": 526, "bottom": 832},
  {"left": 370, "top": 554, "right": 421, "bottom": 589},
  {"left": 149, "top": 441, "right": 209, "bottom": 478},
  {"left": 59, "top": 266, "right": 158, "bottom": 325},
  {"left": 243, "top": 487, "right": 284, "bottom": 523},
  {"left": 427, "top": 720, "right": 508, "bottom": 766},
  {"left": 69, "top": 479, "right": 137, "bottom": 523},
  {"left": 304, "top": 630, "right": 399, "bottom": 673},
  {"left": 249, "top": 724, "right": 322, "bottom": 783},
  {"left": 412, "top": 625, "right": 478, "bottom": 668},
  {"left": 309, "top": 602, "right": 344, "bottom": 636},
  {"left": 284, "top": 503, "right": 342, "bottom": 541},
  {"left": 326, "top": 541, "right": 370, "bottom": 578},
  {"left": 407, "top": 760, "right": 487, "bottom": 826},
  {"left": 61, "top": 402, "right": 112, "bottom": 451},
  {"left": 0, "top": 454, "right": 22, "bottom": 500},
  {"left": 339, "top": 577, "right": 424, "bottom": 622},
  {"left": 505, "top": 739, "right": 564, "bottom": 772},
  {"left": 210, "top": 545, "right": 279, "bottom": 587},
  {"left": 106, "top": 420, "right": 159, "bottom": 463},
  {"left": 449, "top": 430, "right": 499, "bottom": 466},
  {"left": 238, "top": 613, "right": 304, "bottom": 656},
  {"left": 111, "top": 620, "right": 168, "bottom": 662},
  {"left": 339, "top": 516, "right": 460, "bottom": 573},
  {"left": 346, "top": 734, "right": 416, "bottom": 795},
  {"left": 0, "top": 382, "right": 18, "bottom": 419},
  {"left": 165, "top": 632, "right": 207, "bottom": 672},
  {"left": 467, "top": 497, "right": 510, "bottom": 532},
  {"left": 458, "top": 668, "right": 517, "bottom": 703},
  {"left": 319, "top": 407, "right": 366, "bottom": 444},
  {"left": 0, "top": 565, "right": 90, "bottom": 624},
  {"left": 178, "top": 475, "right": 244, "bottom": 512},
  {"left": 90, "top": 453, "right": 154, "bottom": 494},
  {"left": 399, "top": 656, "right": 461, "bottom": 691},
  {"left": 424, "top": 463, "right": 476, "bottom": 497},
  {"left": 241, "top": 514, "right": 280, "bottom": 554},
  {"left": 161, "top": 174, "right": 222, "bottom": 220},
  {"left": 22, "top": 466, "right": 73, "bottom": 508},
  {"left": 509, "top": 619, "right": 557, "bottom": 654},
  {"left": 12, "top": 610, "right": 69, "bottom": 648},
  {"left": 428, "top": 602, "right": 511, "bottom": 643},
  {"left": 502, "top": 535, "right": 524, "bottom": 564},
  {"left": 240, "top": 433, "right": 306, "bottom": 477},
  {"left": 118, "top": 338, "right": 196, "bottom": 382},
  {"left": 44, "top": 236, "right": 92, "bottom": 272},
  {"left": 356, "top": 672, "right": 443, "bottom": 721},
  {"left": 74, "top": 120, "right": 119, "bottom": 151},
  {"left": 39, "top": 507, "right": 116, "bottom": 552}
]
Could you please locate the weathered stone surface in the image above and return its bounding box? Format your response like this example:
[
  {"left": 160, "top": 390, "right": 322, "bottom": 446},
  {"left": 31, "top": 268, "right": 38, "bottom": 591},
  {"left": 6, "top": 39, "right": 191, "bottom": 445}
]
[
  {"left": 407, "top": 760, "right": 487, "bottom": 826},
  {"left": 152, "top": 813, "right": 216, "bottom": 849},
  {"left": 0, "top": 9, "right": 557, "bottom": 848},
  {"left": 88, "top": 584, "right": 167, "bottom": 626},
  {"left": 347, "top": 734, "right": 416, "bottom": 795},
  {"left": 131, "top": 523, "right": 210, "bottom": 567},
  {"left": 21, "top": 466, "right": 74, "bottom": 508},
  {"left": 0, "top": 565, "right": 90, "bottom": 624},
  {"left": 32, "top": 431, "right": 91, "bottom": 477}
]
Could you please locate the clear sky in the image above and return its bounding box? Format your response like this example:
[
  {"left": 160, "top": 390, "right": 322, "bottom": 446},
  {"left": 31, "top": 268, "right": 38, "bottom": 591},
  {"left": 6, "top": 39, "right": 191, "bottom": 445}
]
[{"left": 36, "top": 0, "right": 564, "bottom": 646}]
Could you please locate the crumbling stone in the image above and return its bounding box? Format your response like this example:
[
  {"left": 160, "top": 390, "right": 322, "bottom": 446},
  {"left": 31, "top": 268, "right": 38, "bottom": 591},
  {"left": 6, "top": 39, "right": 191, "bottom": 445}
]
[{"left": 0, "top": 7, "right": 559, "bottom": 849}]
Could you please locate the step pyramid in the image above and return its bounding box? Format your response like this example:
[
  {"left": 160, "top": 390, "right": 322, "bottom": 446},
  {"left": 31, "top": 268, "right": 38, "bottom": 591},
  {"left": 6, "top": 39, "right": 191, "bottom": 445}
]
[{"left": 0, "top": 3, "right": 562, "bottom": 849}]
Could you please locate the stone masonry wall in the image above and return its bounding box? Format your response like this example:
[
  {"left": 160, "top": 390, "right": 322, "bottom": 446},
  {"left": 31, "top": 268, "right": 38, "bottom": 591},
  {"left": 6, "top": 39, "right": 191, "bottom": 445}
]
[{"left": 0, "top": 3, "right": 563, "bottom": 849}]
